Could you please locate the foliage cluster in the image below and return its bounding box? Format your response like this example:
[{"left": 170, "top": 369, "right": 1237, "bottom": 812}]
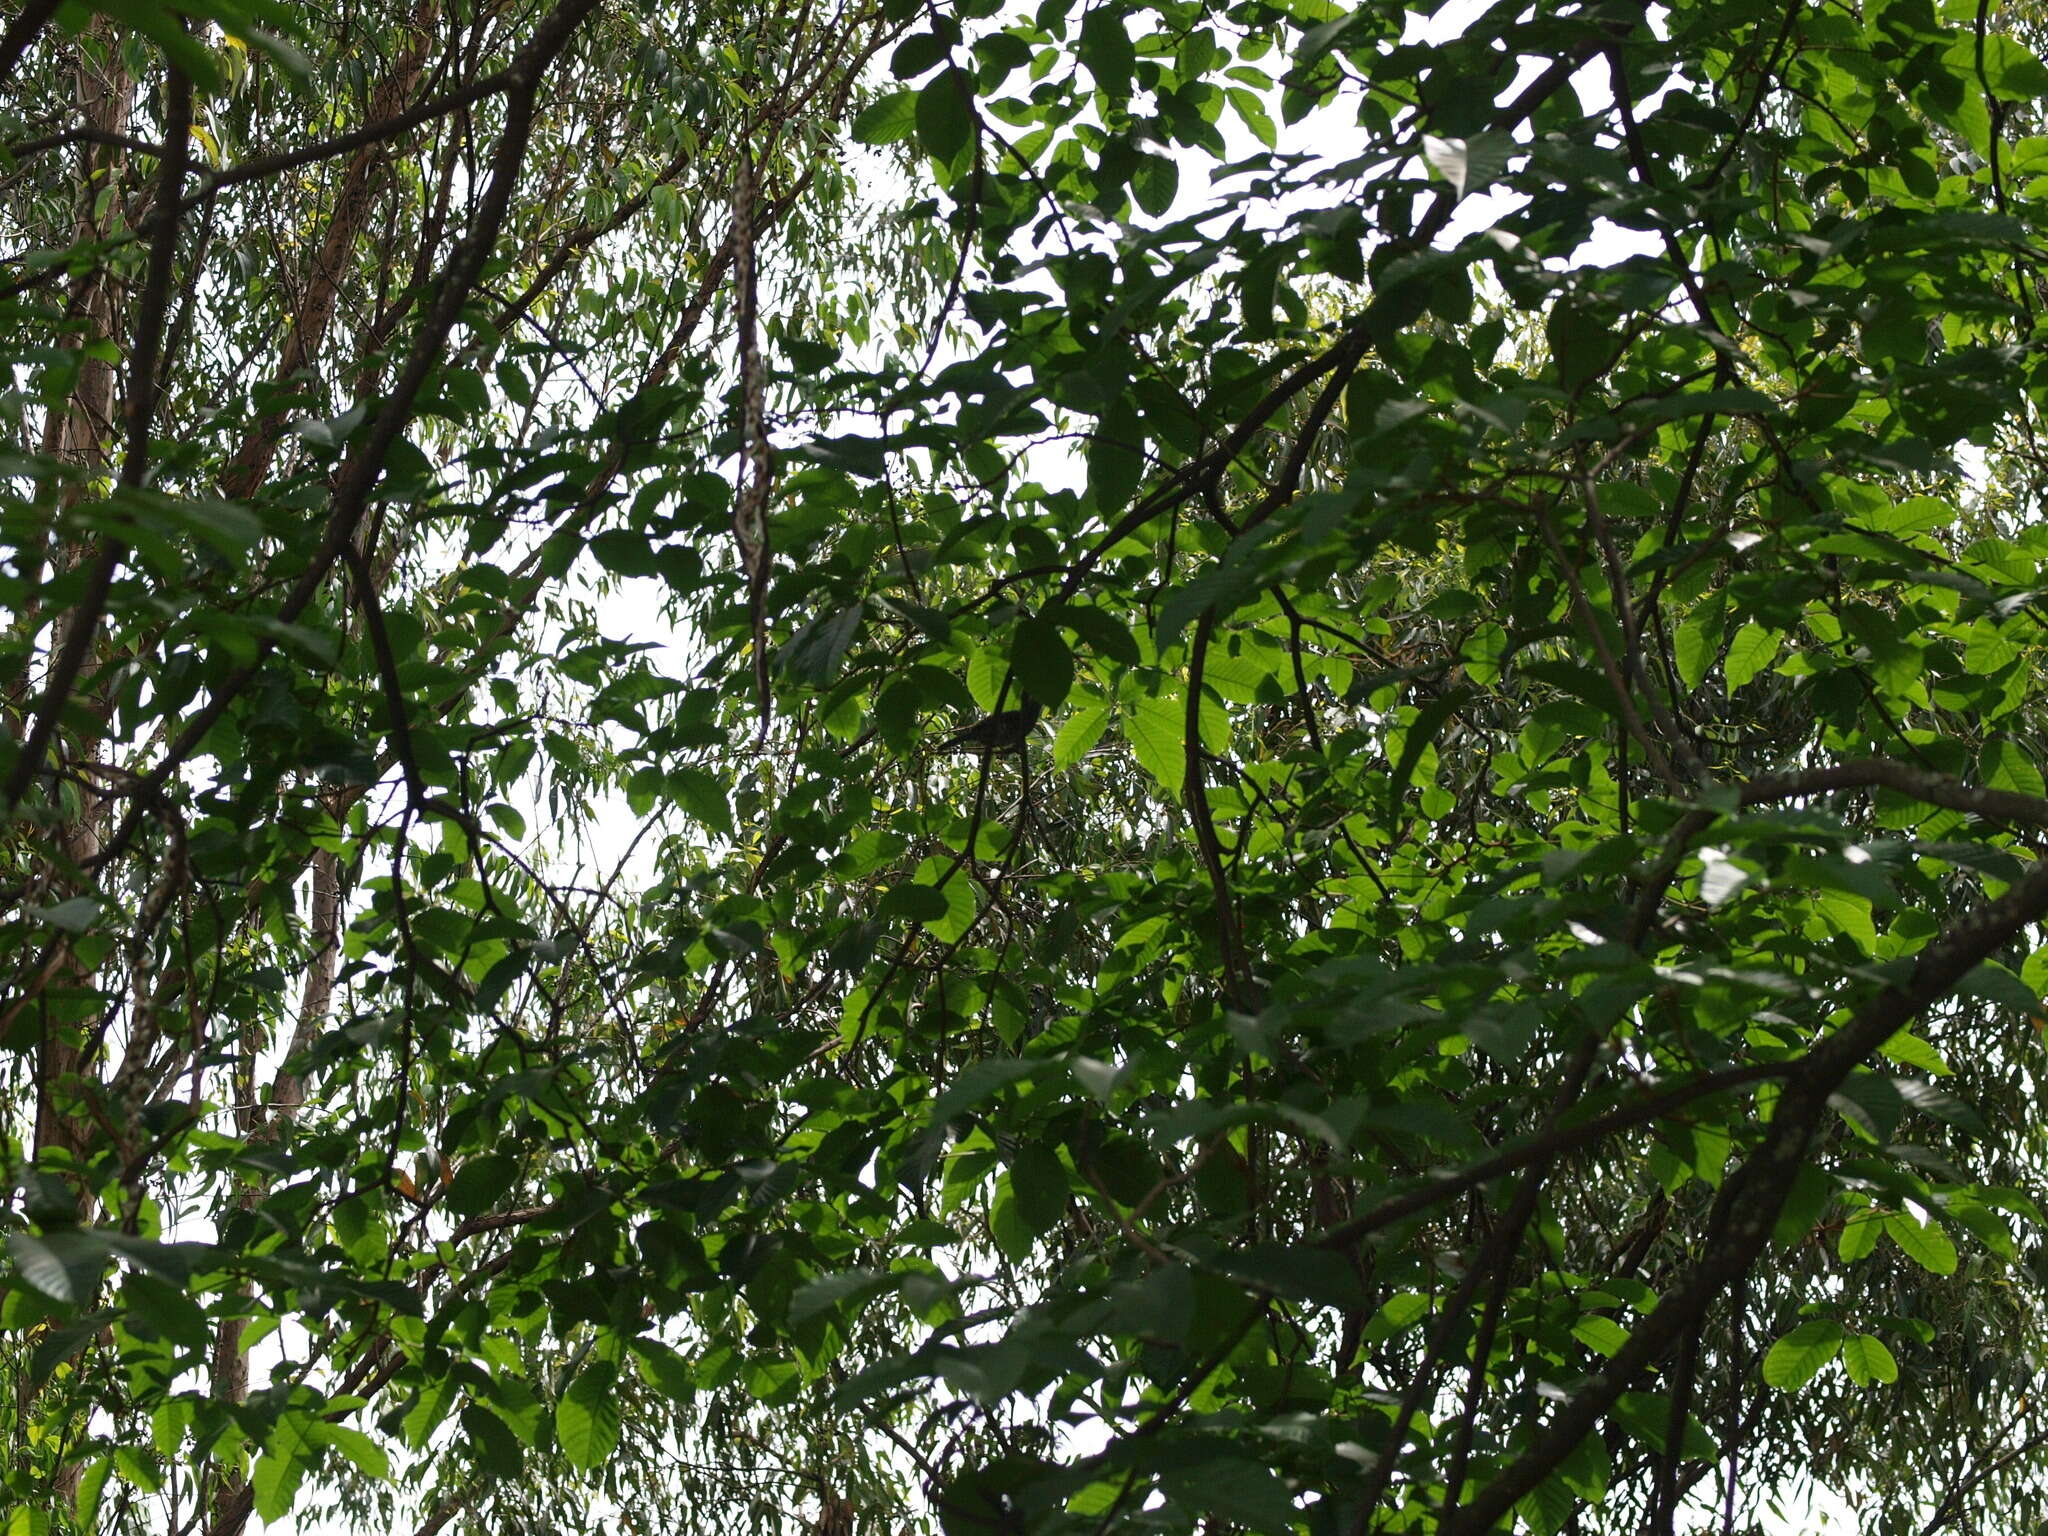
[{"left": 9, "top": 0, "right": 2048, "bottom": 1533}]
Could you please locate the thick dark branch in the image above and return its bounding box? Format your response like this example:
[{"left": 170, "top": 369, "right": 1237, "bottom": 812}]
[
  {"left": 1741, "top": 759, "right": 2048, "bottom": 829},
  {"left": 1316, "top": 1061, "right": 1787, "bottom": 1252},
  {"left": 1627, "top": 757, "right": 2048, "bottom": 944},
  {"left": 2, "top": 126, "right": 167, "bottom": 161},
  {"left": 195, "top": 73, "right": 504, "bottom": 198}
]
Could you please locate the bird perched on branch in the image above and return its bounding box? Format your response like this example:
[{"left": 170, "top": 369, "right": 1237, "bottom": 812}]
[{"left": 935, "top": 696, "right": 1041, "bottom": 754}]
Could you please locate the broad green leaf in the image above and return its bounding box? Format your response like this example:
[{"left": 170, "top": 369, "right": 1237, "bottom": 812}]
[
  {"left": 1838, "top": 1209, "right": 1882, "bottom": 1263},
  {"left": 789, "top": 1269, "right": 892, "bottom": 1327},
  {"left": 1157, "top": 1457, "right": 1297, "bottom": 1529},
  {"left": 1131, "top": 153, "right": 1179, "bottom": 216},
  {"left": 1763, "top": 1319, "right": 1844, "bottom": 1391},
  {"left": 25, "top": 896, "right": 100, "bottom": 933},
  {"left": 1460, "top": 621, "right": 1507, "bottom": 685},
  {"left": 1841, "top": 1333, "right": 1899, "bottom": 1388},
  {"left": 1052, "top": 703, "right": 1111, "bottom": 768},
  {"left": 1572, "top": 1315, "right": 1629, "bottom": 1358},
  {"left": 988, "top": 1180, "right": 1034, "bottom": 1262},
  {"left": 631, "top": 1336, "right": 699, "bottom": 1403},
  {"left": 919, "top": 866, "right": 977, "bottom": 944},
  {"left": 556, "top": 1362, "right": 622, "bottom": 1470},
  {"left": 1012, "top": 615, "right": 1074, "bottom": 707},
  {"left": 1673, "top": 595, "right": 1724, "bottom": 692},
  {"left": 1123, "top": 691, "right": 1185, "bottom": 796},
  {"left": 253, "top": 1413, "right": 318, "bottom": 1521},
  {"left": 915, "top": 68, "right": 973, "bottom": 165},
  {"left": 1088, "top": 398, "right": 1144, "bottom": 514},
  {"left": 1421, "top": 131, "right": 1513, "bottom": 198},
  {"left": 314, "top": 1423, "right": 390, "bottom": 1480},
  {"left": 1981, "top": 736, "right": 2046, "bottom": 799},
  {"left": 851, "top": 90, "right": 917, "bottom": 144},
  {"left": 402, "top": 1376, "right": 457, "bottom": 1451},
  {"left": 1077, "top": 7, "right": 1136, "bottom": 96},
  {"left": 1724, "top": 622, "right": 1781, "bottom": 692},
  {"left": 1879, "top": 1030, "right": 1952, "bottom": 1077},
  {"left": 1886, "top": 1213, "right": 1958, "bottom": 1276},
  {"left": 1008, "top": 1143, "right": 1069, "bottom": 1236},
  {"left": 7, "top": 1231, "right": 106, "bottom": 1306}
]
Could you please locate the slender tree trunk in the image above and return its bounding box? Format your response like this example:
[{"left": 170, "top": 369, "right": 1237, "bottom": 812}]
[
  {"left": 32, "top": 15, "right": 132, "bottom": 1190},
  {"left": 21, "top": 20, "right": 133, "bottom": 1519},
  {"left": 220, "top": 0, "right": 442, "bottom": 502}
]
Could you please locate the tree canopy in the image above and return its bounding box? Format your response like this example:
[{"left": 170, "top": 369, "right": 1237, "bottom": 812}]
[{"left": 8, "top": 0, "right": 2048, "bottom": 1532}]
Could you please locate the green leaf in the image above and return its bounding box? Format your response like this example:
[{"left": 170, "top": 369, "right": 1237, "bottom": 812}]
[
  {"left": 1812, "top": 889, "right": 1876, "bottom": 956},
  {"left": 779, "top": 604, "right": 863, "bottom": 686},
  {"left": 1131, "top": 153, "right": 1179, "bottom": 216},
  {"left": 1077, "top": 6, "right": 1136, "bottom": 96},
  {"left": 1879, "top": 1030, "right": 1952, "bottom": 1078},
  {"left": 1087, "top": 398, "right": 1144, "bottom": 514},
  {"left": 1886, "top": 1213, "right": 1958, "bottom": 1275},
  {"left": 988, "top": 1180, "right": 1034, "bottom": 1261},
  {"left": 1387, "top": 688, "right": 1472, "bottom": 823},
  {"left": 7, "top": 1231, "right": 107, "bottom": 1306},
  {"left": 25, "top": 896, "right": 101, "bottom": 933},
  {"left": 75, "top": 1460, "right": 112, "bottom": 1530},
  {"left": 915, "top": 68, "right": 974, "bottom": 165},
  {"left": 789, "top": 1268, "right": 893, "bottom": 1326},
  {"left": 253, "top": 1413, "right": 318, "bottom": 1521},
  {"left": 851, "top": 90, "right": 917, "bottom": 145},
  {"left": 1838, "top": 1209, "right": 1882, "bottom": 1262},
  {"left": 630, "top": 1336, "right": 698, "bottom": 1402},
  {"left": 1157, "top": 1456, "right": 1297, "bottom": 1529},
  {"left": 1981, "top": 735, "right": 2046, "bottom": 799},
  {"left": 1762, "top": 1319, "right": 1844, "bottom": 1391},
  {"left": 1546, "top": 298, "right": 1619, "bottom": 392},
  {"left": 669, "top": 765, "right": 735, "bottom": 838},
  {"left": 1008, "top": 1143, "right": 1068, "bottom": 1236},
  {"left": 881, "top": 882, "right": 949, "bottom": 922},
  {"left": 402, "top": 1376, "right": 457, "bottom": 1451},
  {"left": 1841, "top": 1333, "right": 1899, "bottom": 1388},
  {"left": 556, "top": 1362, "right": 622, "bottom": 1470},
  {"left": 1052, "top": 703, "right": 1111, "bottom": 768},
  {"left": 1123, "top": 690, "right": 1185, "bottom": 796},
  {"left": 1460, "top": 621, "right": 1508, "bottom": 685},
  {"left": 1724, "top": 622, "right": 1781, "bottom": 692},
  {"left": 1673, "top": 596, "right": 1723, "bottom": 692},
  {"left": 1422, "top": 131, "right": 1512, "bottom": 198},
  {"left": 965, "top": 643, "right": 1004, "bottom": 712},
  {"left": 314, "top": 1423, "right": 391, "bottom": 1480},
  {"left": 919, "top": 864, "right": 978, "bottom": 944},
  {"left": 1012, "top": 616, "right": 1074, "bottom": 708},
  {"left": 1572, "top": 1315, "right": 1629, "bottom": 1358}
]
